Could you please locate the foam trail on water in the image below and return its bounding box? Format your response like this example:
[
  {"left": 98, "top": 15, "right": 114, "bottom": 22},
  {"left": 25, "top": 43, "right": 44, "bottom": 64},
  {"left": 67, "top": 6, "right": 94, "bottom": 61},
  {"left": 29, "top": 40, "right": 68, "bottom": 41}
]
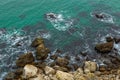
[
  {"left": 46, "top": 13, "right": 73, "bottom": 31},
  {"left": 90, "top": 12, "right": 115, "bottom": 24}
]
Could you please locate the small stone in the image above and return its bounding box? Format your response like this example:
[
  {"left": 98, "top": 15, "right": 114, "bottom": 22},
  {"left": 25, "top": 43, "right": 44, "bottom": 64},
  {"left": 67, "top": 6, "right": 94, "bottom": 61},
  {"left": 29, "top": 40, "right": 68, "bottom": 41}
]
[
  {"left": 29, "top": 74, "right": 44, "bottom": 80},
  {"left": 53, "top": 66, "right": 69, "bottom": 72},
  {"left": 99, "top": 65, "right": 106, "bottom": 72},
  {"left": 84, "top": 61, "right": 97, "bottom": 73},
  {"left": 23, "top": 64, "right": 38, "bottom": 78},
  {"left": 56, "top": 57, "right": 69, "bottom": 67},
  {"left": 87, "top": 73, "right": 95, "bottom": 80},
  {"left": 74, "top": 68, "right": 84, "bottom": 80},
  {"left": 50, "top": 54, "right": 58, "bottom": 60},
  {"left": 114, "top": 38, "right": 120, "bottom": 44},
  {"left": 44, "top": 66, "right": 56, "bottom": 75},
  {"left": 106, "top": 37, "right": 114, "bottom": 42},
  {"left": 75, "top": 76, "right": 87, "bottom": 80},
  {"left": 33, "top": 62, "right": 46, "bottom": 69},
  {"left": 72, "top": 64, "right": 79, "bottom": 70},
  {"left": 94, "top": 71, "right": 101, "bottom": 76},
  {"left": 4, "top": 72, "right": 19, "bottom": 80},
  {"left": 56, "top": 70, "right": 74, "bottom": 80},
  {"left": 14, "top": 68, "right": 23, "bottom": 76}
]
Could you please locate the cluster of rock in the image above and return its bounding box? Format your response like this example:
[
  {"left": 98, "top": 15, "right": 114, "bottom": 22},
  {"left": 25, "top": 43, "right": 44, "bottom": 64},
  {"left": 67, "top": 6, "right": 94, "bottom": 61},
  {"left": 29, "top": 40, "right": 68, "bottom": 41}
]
[
  {"left": 4, "top": 37, "right": 120, "bottom": 80},
  {"left": 4, "top": 60, "right": 120, "bottom": 80}
]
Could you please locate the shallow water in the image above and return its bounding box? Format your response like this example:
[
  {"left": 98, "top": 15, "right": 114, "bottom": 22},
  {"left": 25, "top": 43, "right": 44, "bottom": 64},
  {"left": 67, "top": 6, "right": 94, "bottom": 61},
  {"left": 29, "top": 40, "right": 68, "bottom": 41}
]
[{"left": 0, "top": 0, "right": 120, "bottom": 78}]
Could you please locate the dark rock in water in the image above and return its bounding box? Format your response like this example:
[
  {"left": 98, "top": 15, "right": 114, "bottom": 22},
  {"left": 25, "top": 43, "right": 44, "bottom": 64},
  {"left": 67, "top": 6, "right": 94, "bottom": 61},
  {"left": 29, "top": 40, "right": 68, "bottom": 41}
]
[
  {"left": 45, "top": 13, "right": 57, "bottom": 19},
  {"left": 56, "top": 57, "right": 69, "bottom": 67},
  {"left": 4, "top": 72, "right": 16, "bottom": 80},
  {"left": 80, "top": 51, "right": 87, "bottom": 56},
  {"left": 4, "top": 71, "right": 21, "bottom": 80},
  {"left": 114, "top": 37, "right": 120, "bottom": 44},
  {"left": 72, "top": 63, "right": 79, "bottom": 70},
  {"left": 14, "top": 68, "right": 23, "bottom": 76},
  {"left": 95, "top": 42, "right": 113, "bottom": 53},
  {"left": 36, "top": 44, "right": 50, "bottom": 60},
  {"left": 31, "top": 38, "right": 44, "bottom": 47},
  {"left": 16, "top": 52, "right": 34, "bottom": 67},
  {"left": 95, "top": 14, "right": 104, "bottom": 19},
  {"left": 75, "top": 56, "right": 80, "bottom": 61},
  {"left": 49, "top": 62, "right": 56, "bottom": 67},
  {"left": 99, "top": 65, "right": 106, "bottom": 72},
  {"left": 106, "top": 37, "right": 114, "bottom": 42},
  {"left": 50, "top": 54, "right": 58, "bottom": 60}
]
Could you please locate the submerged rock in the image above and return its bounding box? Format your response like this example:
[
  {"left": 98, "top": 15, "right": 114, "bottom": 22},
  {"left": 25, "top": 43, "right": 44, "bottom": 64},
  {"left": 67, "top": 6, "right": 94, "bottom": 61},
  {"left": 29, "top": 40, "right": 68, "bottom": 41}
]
[
  {"left": 91, "top": 12, "right": 114, "bottom": 23},
  {"left": 16, "top": 52, "right": 34, "bottom": 67},
  {"left": 114, "top": 37, "right": 120, "bottom": 44},
  {"left": 95, "top": 14, "right": 104, "bottom": 19},
  {"left": 31, "top": 38, "right": 44, "bottom": 47},
  {"left": 45, "top": 13, "right": 57, "bottom": 20},
  {"left": 95, "top": 42, "right": 114, "bottom": 53},
  {"left": 4, "top": 72, "right": 20, "bottom": 80}
]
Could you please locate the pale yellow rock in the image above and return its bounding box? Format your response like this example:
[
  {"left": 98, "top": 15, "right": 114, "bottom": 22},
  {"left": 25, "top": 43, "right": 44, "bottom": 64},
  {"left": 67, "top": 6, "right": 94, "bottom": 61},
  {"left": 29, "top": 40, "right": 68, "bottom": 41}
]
[
  {"left": 23, "top": 64, "right": 38, "bottom": 78},
  {"left": 50, "top": 75, "right": 58, "bottom": 80},
  {"left": 75, "top": 76, "right": 87, "bottom": 80},
  {"left": 94, "top": 71, "right": 101, "bottom": 76},
  {"left": 29, "top": 74, "right": 44, "bottom": 80},
  {"left": 56, "top": 70, "right": 74, "bottom": 80},
  {"left": 74, "top": 68, "right": 84, "bottom": 80},
  {"left": 44, "top": 76, "right": 51, "bottom": 80},
  {"left": 84, "top": 61, "right": 97, "bottom": 73},
  {"left": 84, "top": 69, "right": 90, "bottom": 74},
  {"left": 44, "top": 66, "right": 56, "bottom": 75},
  {"left": 86, "top": 73, "right": 95, "bottom": 80}
]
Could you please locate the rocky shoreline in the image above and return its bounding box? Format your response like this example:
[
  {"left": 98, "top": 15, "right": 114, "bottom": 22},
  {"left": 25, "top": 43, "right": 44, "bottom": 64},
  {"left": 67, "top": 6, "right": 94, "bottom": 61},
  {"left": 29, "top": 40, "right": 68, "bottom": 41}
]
[{"left": 4, "top": 37, "right": 120, "bottom": 80}]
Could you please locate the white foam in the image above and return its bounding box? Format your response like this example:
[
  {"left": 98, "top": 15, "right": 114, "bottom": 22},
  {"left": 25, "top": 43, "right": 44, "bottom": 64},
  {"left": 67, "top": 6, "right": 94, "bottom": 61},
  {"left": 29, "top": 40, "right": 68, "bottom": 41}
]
[
  {"left": 47, "top": 13, "right": 73, "bottom": 31},
  {"left": 91, "top": 12, "right": 114, "bottom": 24}
]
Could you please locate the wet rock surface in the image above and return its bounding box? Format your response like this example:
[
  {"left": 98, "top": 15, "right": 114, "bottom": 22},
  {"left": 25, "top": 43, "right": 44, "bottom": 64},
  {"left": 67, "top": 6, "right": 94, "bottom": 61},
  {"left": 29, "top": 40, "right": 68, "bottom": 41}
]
[
  {"left": 4, "top": 37, "right": 120, "bottom": 80},
  {"left": 95, "top": 42, "right": 114, "bottom": 53},
  {"left": 31, "top": 38, "right": 44, "bottom": 47},
  {"left": 16, "top": 52, "right": 35, "bottom": 67},
  {"left": 36, "top": 43, "right": 50, "bottom": 60}
]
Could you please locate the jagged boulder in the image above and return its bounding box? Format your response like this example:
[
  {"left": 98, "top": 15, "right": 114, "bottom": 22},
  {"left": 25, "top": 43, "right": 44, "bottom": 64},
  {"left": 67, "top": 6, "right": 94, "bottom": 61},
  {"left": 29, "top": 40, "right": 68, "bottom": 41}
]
[
  {"left": 31, "top": 38, "right": 44, "bottom": 47},
  {"left": 36, "top": 44, "right": 50, "bottom": 60},
  {"left": 16, "top": 52, "right": 34, "bottom": 67},
  {"left": 84, "top": 61, "right": 97, "bottom": 73},
  {"left": 56, "top": 57, "right": 69, "bottom": 67},
  {"left": 95, "top": 42, "right": 113, "bottom": 53}
]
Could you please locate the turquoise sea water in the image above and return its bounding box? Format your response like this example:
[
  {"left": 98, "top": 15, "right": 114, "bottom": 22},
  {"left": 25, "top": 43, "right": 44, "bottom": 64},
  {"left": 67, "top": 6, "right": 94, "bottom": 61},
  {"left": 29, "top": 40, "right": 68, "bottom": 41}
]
[{"left": 0, "top": 0, "right": 120, "bottom": 78}]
